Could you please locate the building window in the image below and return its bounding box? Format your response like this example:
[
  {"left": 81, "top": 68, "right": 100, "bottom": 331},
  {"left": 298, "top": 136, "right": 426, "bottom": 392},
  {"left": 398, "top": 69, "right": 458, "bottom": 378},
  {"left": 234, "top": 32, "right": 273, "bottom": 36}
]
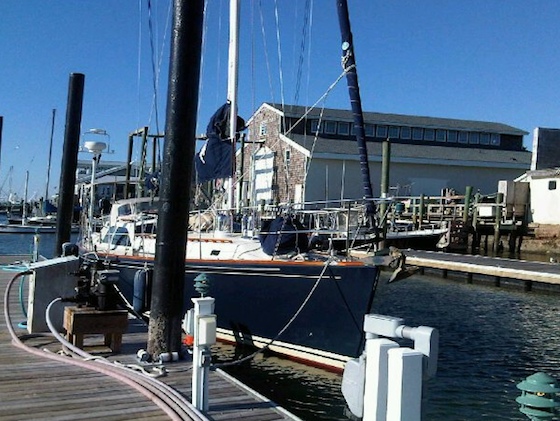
[
  {"left": 436, "top": 129, "right": 446, "bottom": 142},
  {"left": 549, "top": 180, "right": 557, "bottom": 190},
  {"left": 412, "top": 127, "right": 423, "bottom": 141},
  {"left": 376, "top": 125, "right": 388, "bottom": 138},
  {"left": 310, "top": 119, "right": 321, "bottom": 134},
  {"left": 388, "top": 126, "right": 399, "bottom": 139},
  {"left": 338, "top": 121, "right": 350, "bottom": 135},
  {"left": 324, "top": 121, "right": 337, "bottom": 134},
  {"left": 491, "top": 133, "right": 500, "bottom": 146},
  {"left": 458, "top": 131, "right": 468, "bottom": 144},
  {"left": 400, "top": 127, "right": 411, "bottom": 139},
  {"left": 447, "top": 130, "right": 458, "bottom": 143},
  {"left": 424, "top": 128, "right": 435, "bottom": 141},
  {"left": 480, "top": 133, "right": 490, "bottom": 145},
  {"left": 259, "top": 122, "right": 268, "bottom": 136},
  {"left": 468, "top": 132, "right": 480, "bottom": 144},
  {"left": 365, "top": 124, "right": 375, "bottom": 137},
  {"left": 285, "top": 150, "right": 291, "bottom": 167}
]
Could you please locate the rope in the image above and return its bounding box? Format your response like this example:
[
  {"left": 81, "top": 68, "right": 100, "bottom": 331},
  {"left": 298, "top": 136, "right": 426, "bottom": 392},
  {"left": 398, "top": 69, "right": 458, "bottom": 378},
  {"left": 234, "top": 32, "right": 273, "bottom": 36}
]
[
  {"left": 212, "top": 256, "right": 334, "bottom": 368},
  {"left": 3, "top": 272, "right": 206, "bottom": 421}
]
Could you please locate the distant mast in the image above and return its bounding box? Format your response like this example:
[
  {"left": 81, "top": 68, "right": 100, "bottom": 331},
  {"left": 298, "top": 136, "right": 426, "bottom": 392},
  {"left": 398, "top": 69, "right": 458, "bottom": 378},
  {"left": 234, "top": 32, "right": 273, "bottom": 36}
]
[
  {"left": 45, "top": 108, "right": 56, "bottom": 204},
  {"left": 0, "top": 116, "right": 3, "bottom": 175}
]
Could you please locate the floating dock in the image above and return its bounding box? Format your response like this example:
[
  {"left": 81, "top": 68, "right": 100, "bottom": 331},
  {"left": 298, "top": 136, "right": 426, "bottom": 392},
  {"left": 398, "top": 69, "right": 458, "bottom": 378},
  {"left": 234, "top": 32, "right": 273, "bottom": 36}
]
[
  {"left": 0, "top": 255, "right": 300, "bottom": 421},
  {"left": 405, "top": 249, "right": 560, "bottom": 291}
]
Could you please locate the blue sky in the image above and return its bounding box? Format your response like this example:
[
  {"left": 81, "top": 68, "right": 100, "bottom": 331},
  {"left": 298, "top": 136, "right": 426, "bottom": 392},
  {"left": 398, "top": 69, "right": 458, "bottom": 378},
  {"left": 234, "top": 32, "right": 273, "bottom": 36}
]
[{"left": 1, "top": 0, "right": 560, "bottom": 199}]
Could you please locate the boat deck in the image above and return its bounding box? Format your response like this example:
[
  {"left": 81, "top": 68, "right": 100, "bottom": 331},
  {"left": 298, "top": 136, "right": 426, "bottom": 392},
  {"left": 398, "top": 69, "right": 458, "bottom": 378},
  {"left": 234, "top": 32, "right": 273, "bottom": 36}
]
[
  {"left": 405, "top": 249, "right": 560, "bottom": 289},
  {"left": 0, "top": 255, "right": 300, "bottom": 421}
]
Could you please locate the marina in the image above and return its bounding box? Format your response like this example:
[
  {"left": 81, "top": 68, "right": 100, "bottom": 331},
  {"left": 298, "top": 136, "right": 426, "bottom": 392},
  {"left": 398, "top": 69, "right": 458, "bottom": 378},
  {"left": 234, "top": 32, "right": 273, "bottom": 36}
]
[
  {"left": 2, "top": 1, "right": 560, "bottom": 420},
  {"left": 1, "top": 236, "right": 560, "bottom": 420},
  {"left": 0, "top": 254, "right": 300, "bottom": 421}
]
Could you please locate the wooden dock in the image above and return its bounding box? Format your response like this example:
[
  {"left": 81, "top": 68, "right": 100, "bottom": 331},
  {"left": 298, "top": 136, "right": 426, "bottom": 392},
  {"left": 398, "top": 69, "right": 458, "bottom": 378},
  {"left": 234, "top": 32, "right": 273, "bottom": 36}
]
[
  {"left": 404, "top": 249, "right": 560, "bottom": 290},
  {"left": 0, "top": 255, "right": 301, "bottom": 421}
]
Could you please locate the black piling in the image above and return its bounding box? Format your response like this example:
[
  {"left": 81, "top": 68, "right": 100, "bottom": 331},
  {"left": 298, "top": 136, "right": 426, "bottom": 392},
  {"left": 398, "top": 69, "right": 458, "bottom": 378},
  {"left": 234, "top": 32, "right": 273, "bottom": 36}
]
[
  {"left": 55, "top": 73, "right": 84, "bottom": 256},
  {"left": 147, "top": 0, "right": 204, "bottom": 358}
]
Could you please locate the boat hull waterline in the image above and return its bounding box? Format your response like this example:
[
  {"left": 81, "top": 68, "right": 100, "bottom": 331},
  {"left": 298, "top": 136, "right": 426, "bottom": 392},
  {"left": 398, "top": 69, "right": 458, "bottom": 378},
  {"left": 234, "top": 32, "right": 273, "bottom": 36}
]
[{"left": 88, "top": 252, "right": 379, "bottom": 369}]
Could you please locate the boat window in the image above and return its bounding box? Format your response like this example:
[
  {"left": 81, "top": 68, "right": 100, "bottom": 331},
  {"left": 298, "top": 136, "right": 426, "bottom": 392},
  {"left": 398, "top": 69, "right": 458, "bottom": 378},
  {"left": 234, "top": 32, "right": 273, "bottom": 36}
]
[
  {"left": 490, "top": 133, "right": 500, "bottom": 146},
  {"left": 118, "top": 204, "right": 132, "bottom": 216},
  {"left": 110, "top": 227, "right": 131, "bottom": 247},
  {"left": 435, "top": 129, "right": 446, "bottom": 142},
  {"left": 135, "top": 223, "right": 156, "bottom": 234},
  {"left": 480, "top": 133, "right": 490, "bottom": 145},
  {"left": 424, "top": 129, "right": 435, "bottom": 141},
  {"left": 447, "top": 130, "right": 458, "bottom": 143},
  {"left": 400, "top": 126, "right": 411, "bottom": 139},
  {"left": 388, "top": 126, "right": 399, "bottom": 139},
  {"left": 338, "top": 121, "right": 350, "bottom": 135},
  {"left": 458, "top": 131, "right": 468, "bottom": 144},
  {"left": 412, "top": 127, "right": 423, "bottom": 141},
  {"left": 549, "top": 181, "right": 557, "bottom": 190},
  {"left": 102, "top": 226, "right": 117, "bottom": 243},
  {"left": 364, "top": 124, "right": 375, "bottom": 137}
]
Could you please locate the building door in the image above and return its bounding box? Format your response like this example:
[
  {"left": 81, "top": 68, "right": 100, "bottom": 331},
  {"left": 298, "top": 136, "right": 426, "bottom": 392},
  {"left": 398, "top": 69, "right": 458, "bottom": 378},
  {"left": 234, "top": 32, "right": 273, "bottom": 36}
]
[{"left": 251, "top": 146, "right": 275, "bottom": 205}]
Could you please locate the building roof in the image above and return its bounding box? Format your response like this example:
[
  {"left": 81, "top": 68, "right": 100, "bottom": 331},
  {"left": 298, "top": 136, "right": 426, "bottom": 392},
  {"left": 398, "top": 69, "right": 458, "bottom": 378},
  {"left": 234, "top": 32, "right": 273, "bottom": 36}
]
[
  {"left": 267, "top": 103, "right": 529, "bottom": 136},
  {"left": 288, "top": 134, "right": 531, "bottom": 168},
  {"left": 525, "top": 168, "right": 560, "bottom": 179}
]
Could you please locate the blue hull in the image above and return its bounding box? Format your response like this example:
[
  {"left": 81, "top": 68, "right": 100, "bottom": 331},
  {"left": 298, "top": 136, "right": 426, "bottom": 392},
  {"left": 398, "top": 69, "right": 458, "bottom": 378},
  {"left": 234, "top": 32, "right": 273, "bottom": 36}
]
[{"left": 101, "top": 256, "right": 379, "bottom": 366}]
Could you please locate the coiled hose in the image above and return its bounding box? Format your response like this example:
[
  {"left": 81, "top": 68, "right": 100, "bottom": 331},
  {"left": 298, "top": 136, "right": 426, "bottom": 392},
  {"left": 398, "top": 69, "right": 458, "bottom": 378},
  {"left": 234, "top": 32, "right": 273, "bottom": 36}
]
[{"left": 4, "top": 270, "right": 206, "bottom": 421}]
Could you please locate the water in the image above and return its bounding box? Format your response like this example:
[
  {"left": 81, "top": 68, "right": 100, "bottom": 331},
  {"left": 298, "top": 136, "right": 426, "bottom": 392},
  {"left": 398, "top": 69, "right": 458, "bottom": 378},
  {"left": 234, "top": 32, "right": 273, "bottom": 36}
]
[
  {"left": 2, "top": 227, "right": 559, "bottom": 420},
  {"left": 213, "top": 272, "right": 560, "bottom": 420}
]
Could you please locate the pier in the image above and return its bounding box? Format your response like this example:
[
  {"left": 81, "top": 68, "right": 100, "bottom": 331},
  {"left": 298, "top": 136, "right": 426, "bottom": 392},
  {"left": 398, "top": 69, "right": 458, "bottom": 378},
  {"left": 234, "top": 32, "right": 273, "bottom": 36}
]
[
  {"left": 405, "top": 249, "right": 560, "bottom": 291},
  {"left": 0, "top": 255, "right": 300, "bottom": 421}
]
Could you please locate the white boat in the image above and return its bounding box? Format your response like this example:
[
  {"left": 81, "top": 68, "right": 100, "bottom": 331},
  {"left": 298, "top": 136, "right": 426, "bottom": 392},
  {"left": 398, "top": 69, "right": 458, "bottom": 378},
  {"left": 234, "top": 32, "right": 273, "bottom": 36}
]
[
  {"left": 76, "top": 0, "right": 416, "bottom": 371},
  {"left": 81, "top": 195, "right": 398, "bottom": 370}
]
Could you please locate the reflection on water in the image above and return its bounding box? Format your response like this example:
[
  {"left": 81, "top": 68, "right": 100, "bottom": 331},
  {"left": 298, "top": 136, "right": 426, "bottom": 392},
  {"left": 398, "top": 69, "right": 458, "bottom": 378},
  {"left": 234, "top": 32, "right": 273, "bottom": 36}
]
[{"left": 214, "top": 272, "right": 560, "bottom": 421}]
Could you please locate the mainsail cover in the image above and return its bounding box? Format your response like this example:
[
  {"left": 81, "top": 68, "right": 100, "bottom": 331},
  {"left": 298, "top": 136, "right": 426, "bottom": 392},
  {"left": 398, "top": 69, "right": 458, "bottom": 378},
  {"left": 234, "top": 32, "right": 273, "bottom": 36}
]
[{"left": 195, "top": 102, "right": 245, "bottom": 183}]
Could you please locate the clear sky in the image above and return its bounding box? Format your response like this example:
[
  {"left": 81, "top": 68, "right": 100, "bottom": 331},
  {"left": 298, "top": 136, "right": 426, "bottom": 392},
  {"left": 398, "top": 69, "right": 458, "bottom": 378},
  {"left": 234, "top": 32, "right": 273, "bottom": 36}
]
[{"left": 1, "top": 0, "right": 560, "bottom": 200}]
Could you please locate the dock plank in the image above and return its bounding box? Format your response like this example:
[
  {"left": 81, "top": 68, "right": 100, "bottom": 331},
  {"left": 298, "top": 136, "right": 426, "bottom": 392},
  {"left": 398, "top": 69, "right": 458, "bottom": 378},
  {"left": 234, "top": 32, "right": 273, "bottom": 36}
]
[
  {"left": 405, "top": 249, "right": 560, "bottom": 286},
  {"left": 0, "top": 255, "right": 300, "bottom": 421}
]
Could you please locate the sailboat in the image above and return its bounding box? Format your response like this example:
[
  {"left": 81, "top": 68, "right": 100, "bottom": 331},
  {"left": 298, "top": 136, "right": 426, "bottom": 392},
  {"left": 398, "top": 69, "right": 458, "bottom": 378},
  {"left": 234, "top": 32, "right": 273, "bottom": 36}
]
[
  {"left": 0, "top": 110, "right": 78, "bottom": 234},
  {"left": 79, "top": 0, "right": 407, "bottom": 371}
]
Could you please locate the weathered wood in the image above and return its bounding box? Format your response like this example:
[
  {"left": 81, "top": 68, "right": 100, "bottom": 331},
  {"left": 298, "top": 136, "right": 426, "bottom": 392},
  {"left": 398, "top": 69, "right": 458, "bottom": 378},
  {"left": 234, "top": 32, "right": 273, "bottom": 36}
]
[
  {"left": 0, "top": 255, "right": 299, "bottom": 421},
  {"left": 406, "top": 249, "right": 560, "bottom": 287}
]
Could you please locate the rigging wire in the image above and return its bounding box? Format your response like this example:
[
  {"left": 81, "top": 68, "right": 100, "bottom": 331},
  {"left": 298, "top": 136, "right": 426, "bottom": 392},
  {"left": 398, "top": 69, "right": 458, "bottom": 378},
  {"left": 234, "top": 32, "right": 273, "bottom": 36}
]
[
  {"left": 212, "top": 256, "right": 334, "bottom": 368},
  {"left": 146, "top": 0, "right": 162, "bottom": 136},
  {"left": 258, "top": 0, "right": 275, "bottom": 105},
  {"left": 292, "top": 0, "right": 311, "bottom": 105}
]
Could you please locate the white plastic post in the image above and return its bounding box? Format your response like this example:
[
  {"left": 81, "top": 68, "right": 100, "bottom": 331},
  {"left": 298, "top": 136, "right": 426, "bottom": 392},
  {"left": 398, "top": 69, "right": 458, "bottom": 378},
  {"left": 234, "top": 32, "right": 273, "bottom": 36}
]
[
  {"left": 363, "top": 338, "right": 400, "bottom": 421},
  {"left": 386, "top": 348, "right": 423, "bottom": 421},
  {"left": 191, "top": 297, "right": 215, "bottom": 411}
]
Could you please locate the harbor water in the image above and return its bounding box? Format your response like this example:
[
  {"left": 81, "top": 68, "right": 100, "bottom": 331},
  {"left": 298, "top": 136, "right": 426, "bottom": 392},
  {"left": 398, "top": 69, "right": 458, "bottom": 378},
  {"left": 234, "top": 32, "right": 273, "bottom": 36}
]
[{"left": 2, "top": 229, "right": 560, "bottom": 420}]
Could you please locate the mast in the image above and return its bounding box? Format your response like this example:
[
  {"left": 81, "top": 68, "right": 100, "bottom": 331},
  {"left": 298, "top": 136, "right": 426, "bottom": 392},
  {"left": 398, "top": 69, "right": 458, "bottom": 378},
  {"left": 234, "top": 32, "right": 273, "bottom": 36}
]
[
  {"left": 227, "top": 0, "right": 240, "bottom": 212},
  {"left": 335, "top": 0, "right": 376, "bottom": 219},
  {"left": 45, "top": 108, "right": 56, "bottom": 206},
  {"left": 22, "top": 170, "right": 29, "bottom": 224}
]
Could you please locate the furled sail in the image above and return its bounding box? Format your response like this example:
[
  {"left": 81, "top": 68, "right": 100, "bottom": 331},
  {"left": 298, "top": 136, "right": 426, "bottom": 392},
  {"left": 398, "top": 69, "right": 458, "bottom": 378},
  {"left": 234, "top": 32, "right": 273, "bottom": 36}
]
[{"left": 195, "top": 102, "right": 245, "bottom": 183}]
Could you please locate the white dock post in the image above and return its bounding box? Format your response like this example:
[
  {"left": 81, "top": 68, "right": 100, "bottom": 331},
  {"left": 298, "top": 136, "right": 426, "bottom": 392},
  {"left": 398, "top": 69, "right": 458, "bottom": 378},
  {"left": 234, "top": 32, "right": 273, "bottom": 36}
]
[
  {"left": 363, "top": 338, "right": 400, "bottom": 421},
  {"left": 191, "top": 297, "right": 216, "bottom": 411},
  {"left": 386, "top": 348, "right": 423, "bottom": 421}
]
